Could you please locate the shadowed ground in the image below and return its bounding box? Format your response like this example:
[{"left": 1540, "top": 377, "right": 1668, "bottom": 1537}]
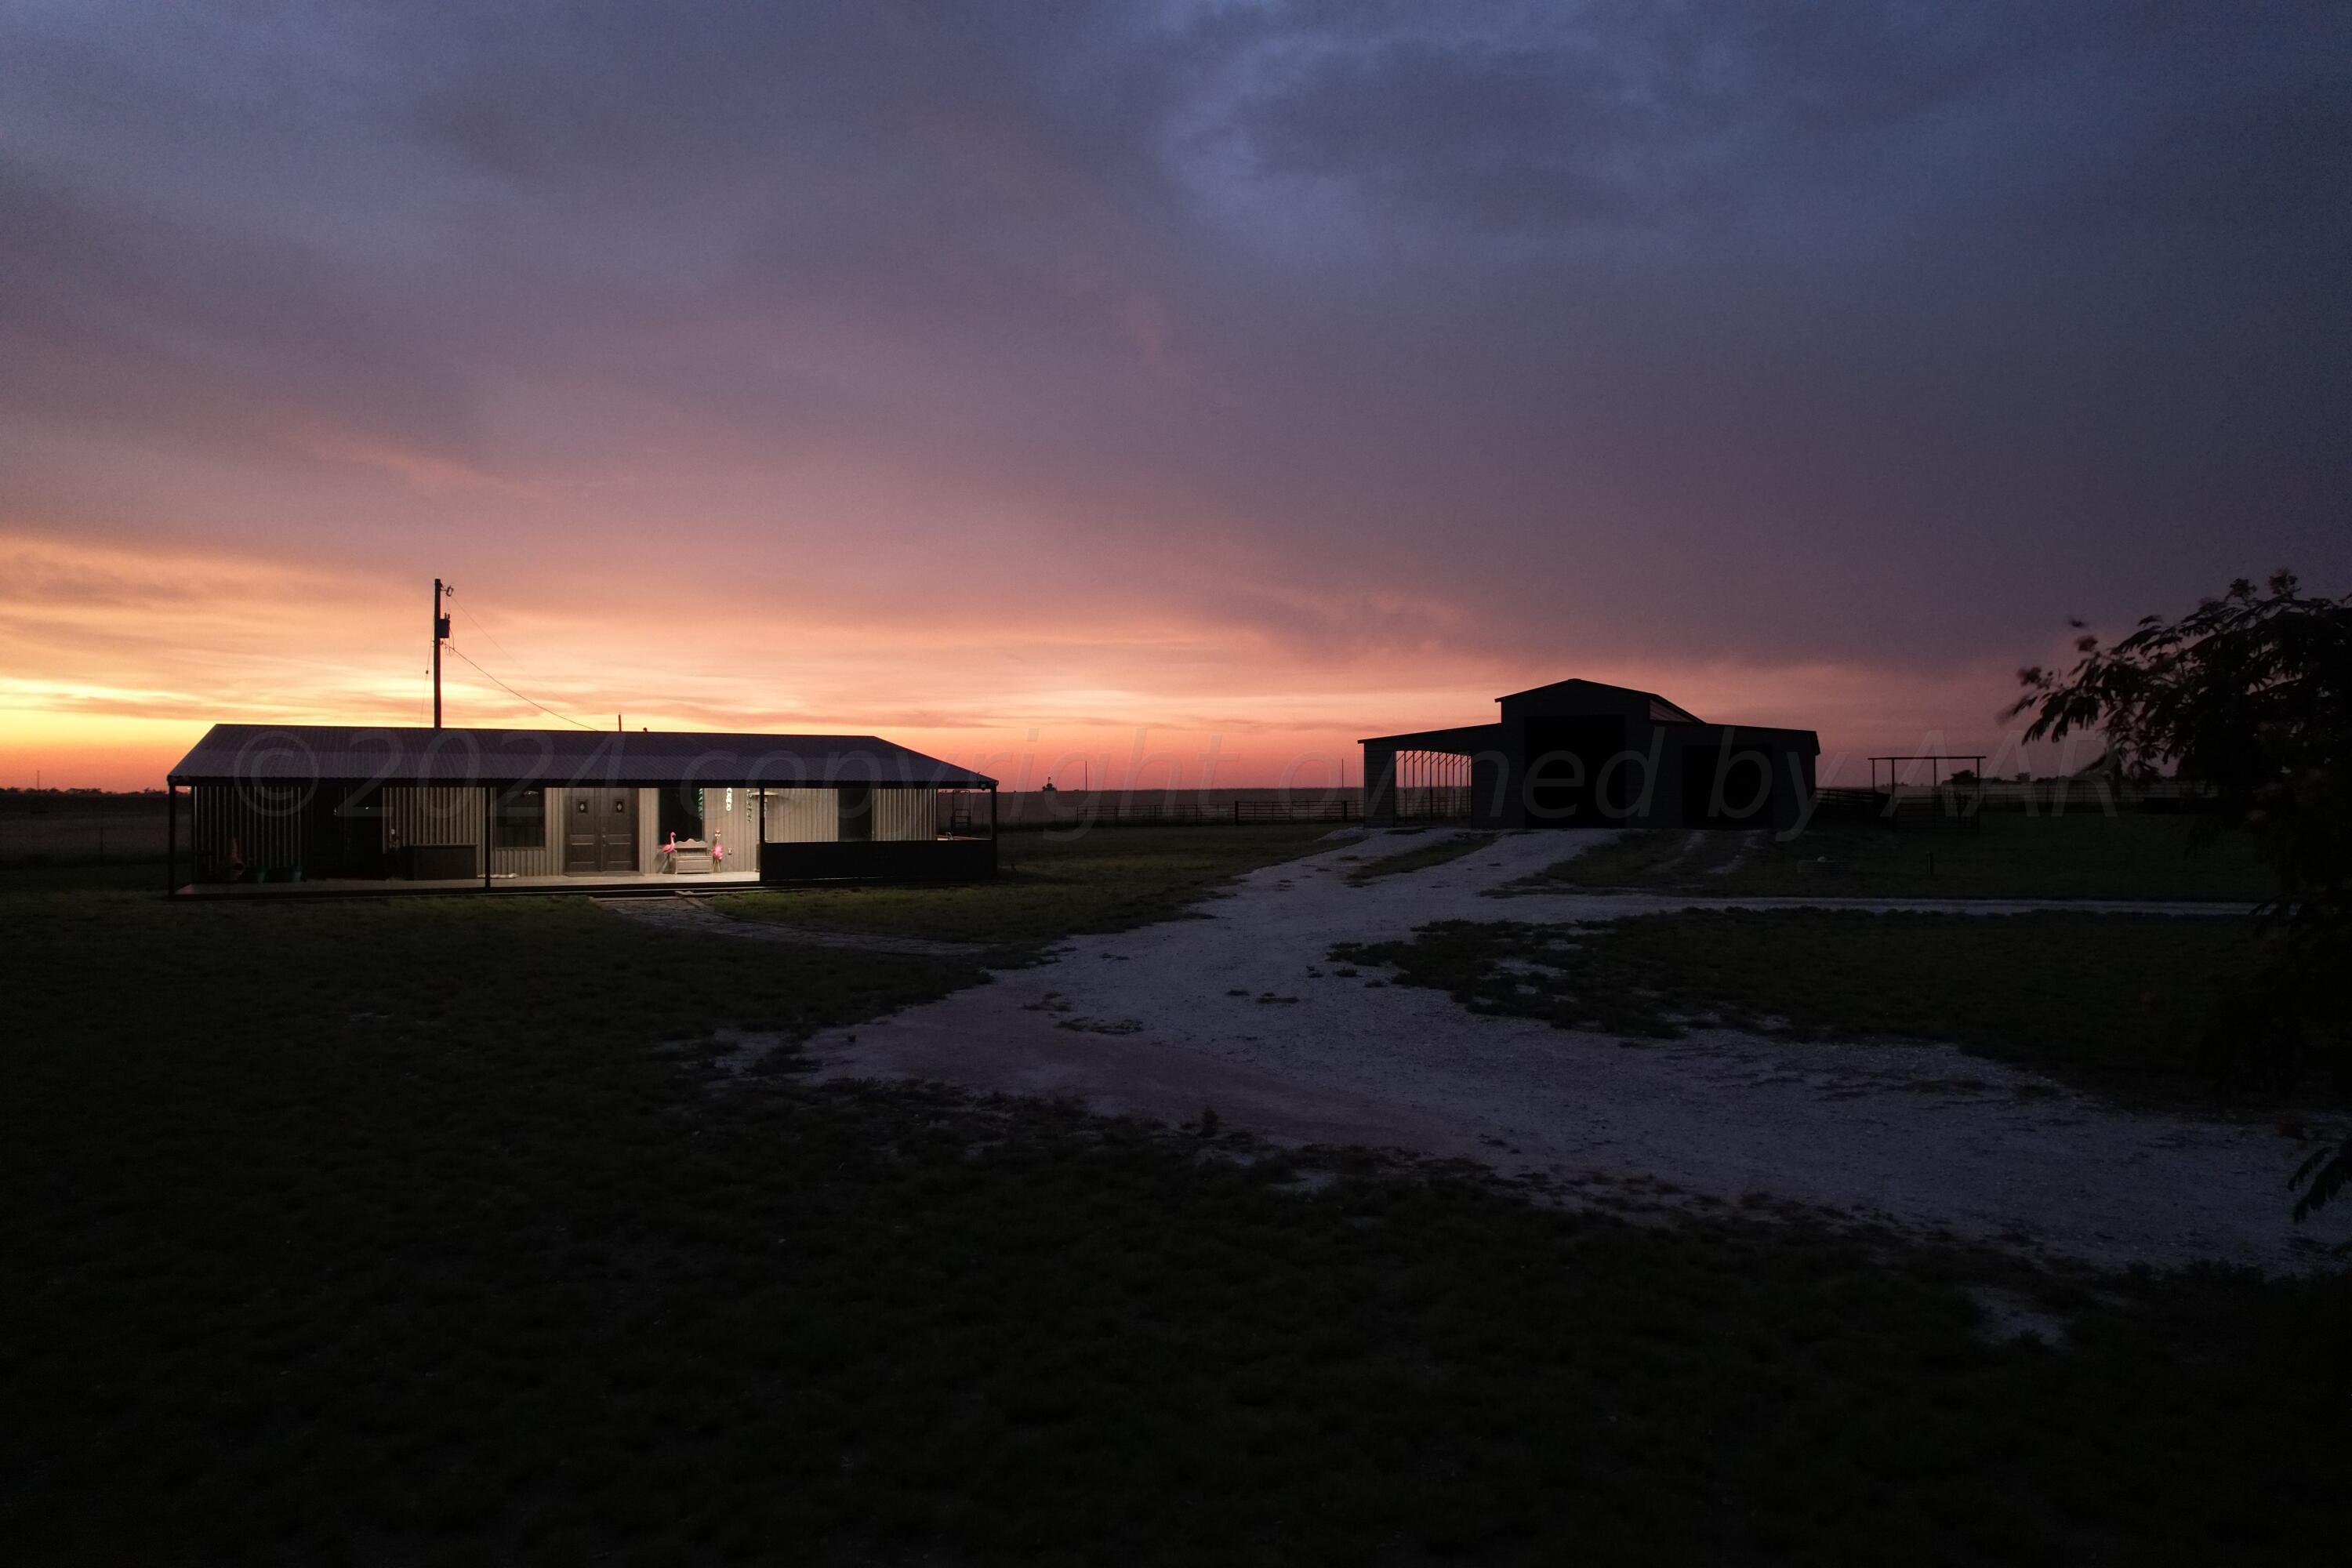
[{"left": 2, "top": 848, "right": 2346, "bottom": 1563}]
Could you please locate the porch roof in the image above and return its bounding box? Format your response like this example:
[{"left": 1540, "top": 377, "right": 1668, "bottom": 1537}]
[
  {"left": 1356, "top": 724, "right": 1505, "bottom": 750},
  {"left": 167, "top": 724, "right": 996, "bottom": 789}
]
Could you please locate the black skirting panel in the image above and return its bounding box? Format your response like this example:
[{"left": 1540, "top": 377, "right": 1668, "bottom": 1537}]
[{"left": 757, "top": 839, "right": 996, "bottom": 885}]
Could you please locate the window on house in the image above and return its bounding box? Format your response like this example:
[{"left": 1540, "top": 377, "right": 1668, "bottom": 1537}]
[
  {"left": 658, "top": 786, "right": 704, "bottom": 843},
  {"left": 495, "top": 786, "right": 547, "bottom": 848},
  {"left": 837, "top": 782, "right": 873, "bottom": 842}
]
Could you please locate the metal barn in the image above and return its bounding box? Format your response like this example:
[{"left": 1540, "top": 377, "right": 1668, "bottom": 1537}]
[{"left": 1362, "top": 679, "right": 1820, "bottom": 832}]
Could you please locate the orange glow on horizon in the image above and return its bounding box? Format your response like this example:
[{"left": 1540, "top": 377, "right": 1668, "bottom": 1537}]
[{"left": 0, "top": 528, "right": 2094, "bottom": 792}]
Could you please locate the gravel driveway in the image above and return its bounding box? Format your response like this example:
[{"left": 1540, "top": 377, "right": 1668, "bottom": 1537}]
[{"left": 805, "top": 830, "right": 2348, "bottom": 1271}]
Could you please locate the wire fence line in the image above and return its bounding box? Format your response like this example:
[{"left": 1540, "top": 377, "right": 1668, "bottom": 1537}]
[
  {"left": 1814, "top": 777, "right": 2220, "bottom": 825},
  {"left": 0, "top": 811, "right": 179, "bottom": 866}
]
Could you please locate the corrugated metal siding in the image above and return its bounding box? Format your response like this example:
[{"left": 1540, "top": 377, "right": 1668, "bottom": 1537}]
[
  {"left": 190, "top": 783, "right": 307, "bottom": 880},
  {"left": 874, "top": 788, "right": 935, "bottom": 841},
  {"left": 761, "top": 788, "right": 838, "bottom": 843},
  {"left": 491, "top": 787, "right": 564, "bottom": 877},
  {"left": 481, "top": 786, "right": 653, "bottom": 876},
  {"left": 192, "top": 781, "right": 913, "bottom": 880},
  {"left": 752, "top": 786, "right": 932, "bottom": 843},
  {"left": 385, "top": 786, "right": 486, "bottom": 850},
  {"left": 697, "top": 785, "right": 762, "bottom": 869}
]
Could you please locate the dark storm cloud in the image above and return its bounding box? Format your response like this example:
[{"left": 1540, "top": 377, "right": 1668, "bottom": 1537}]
[
  {"left": 1224, "top": 1, "right": 2350, "bottom": 249},
  {"left": 2, "top": 0, "right": 2344, "bottom": 676},
  {"left": 1228, "top": 2, "right": 2037, "bottom": 234}
]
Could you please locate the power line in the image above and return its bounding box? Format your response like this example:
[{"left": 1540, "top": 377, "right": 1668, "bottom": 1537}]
[
  {"left": 452, "top": 593, "right": 539, "bottom": 686},
  {"left": 444, "top": 643, "right": 598, "bottom": 731}
]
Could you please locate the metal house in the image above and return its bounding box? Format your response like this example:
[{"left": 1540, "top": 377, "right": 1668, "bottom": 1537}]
[
  {"left": 1362, "top": 678, "right": 1819, "bottom": 832},
  {"left": 163, "top": 724, "right": 996, "bottom": 895}
]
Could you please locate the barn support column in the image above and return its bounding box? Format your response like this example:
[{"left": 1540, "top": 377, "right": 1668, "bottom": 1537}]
[{"left": 1363, "top": 743, "right": 1399, "bottom": 826}]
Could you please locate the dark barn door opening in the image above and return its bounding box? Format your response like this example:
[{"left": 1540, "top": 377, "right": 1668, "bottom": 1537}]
[
  {"left": 310, "top": 785, "right": 389, "bottom": 878},
  {"left": 565, "top": 789, "right": 639, "bottom": 874},
  {"left": 1682, "top": 742, "right": 1775, "bottom": 829},
  {"left": 1523, "top": 717, "right": 1629, "bottom": 824}
]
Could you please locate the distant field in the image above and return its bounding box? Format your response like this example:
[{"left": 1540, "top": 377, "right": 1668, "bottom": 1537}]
[
  {"left": 1518, "top": 813, "right": 2274, "bottom": 902},
  {"left": 0, "top": 805, "right": 175, "bottom": 866}
]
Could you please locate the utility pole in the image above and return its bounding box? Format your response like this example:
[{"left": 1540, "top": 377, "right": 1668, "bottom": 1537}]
[{"left": 431, "top": 578, "right": 452, "bottom": 728}]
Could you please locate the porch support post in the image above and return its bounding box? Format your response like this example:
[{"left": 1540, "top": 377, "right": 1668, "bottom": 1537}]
[
  {"left": 989, "top": 784, "right": 998, "bottom": 875},
  {"left": 165, "top": 779, "right": 178, "bottom": 898},
  {"left": 483, "top": 786, "right": 493, "bottom": 891}
]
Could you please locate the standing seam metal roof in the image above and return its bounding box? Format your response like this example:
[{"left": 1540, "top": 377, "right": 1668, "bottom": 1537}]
[{"left": 166, "top": 724, "right": 996, "bottom": 788}]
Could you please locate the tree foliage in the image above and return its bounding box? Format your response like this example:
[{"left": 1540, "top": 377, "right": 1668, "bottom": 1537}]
[{"left": 2010, "top": 572, "right": 2351, "bottom": 1219}]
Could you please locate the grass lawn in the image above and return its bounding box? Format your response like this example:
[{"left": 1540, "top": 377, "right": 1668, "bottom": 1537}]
[
  {"left": 1345, "top": 829, "right": 1496, "bottom": 884},
  {"left": 712, "top": 823, "right": 1332, "bottom": 950},
  {"left": 1519, "top": 813, "right": 2274, "bottom": 902},
  {"left": 1337, "top": 909, "right": 2342, "bottom": 1108},
  {"left": 3, "top": 863, "right": 2348, "bottom": 1562}
]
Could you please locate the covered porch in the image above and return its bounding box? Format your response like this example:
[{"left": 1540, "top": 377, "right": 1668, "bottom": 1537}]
[{"left": 164, "top": 725, "right": 999, "bottom": 897}]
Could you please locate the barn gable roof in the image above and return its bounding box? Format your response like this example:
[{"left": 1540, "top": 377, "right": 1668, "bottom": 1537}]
[{"left": 1494, "top": 677, "right": 1705, "bottom": 724}]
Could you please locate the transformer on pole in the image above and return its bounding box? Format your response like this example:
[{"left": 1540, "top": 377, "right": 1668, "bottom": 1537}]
[{"left": 431, "top": 578, "right": 452, "bottom": 728}]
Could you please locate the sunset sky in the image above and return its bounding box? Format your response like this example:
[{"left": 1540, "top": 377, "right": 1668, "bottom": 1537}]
[{"left": 5, "top": 2, "right": 2345, "bottom": 790}]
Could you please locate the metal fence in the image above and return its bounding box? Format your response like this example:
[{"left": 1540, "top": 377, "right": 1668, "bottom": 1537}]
[
  {"left": 1233, "top": 800, "right": 1358, "bottom": 824},
  {"left": 1393, "top": 788, "right": 1472, "bottom": 822},
  {"left": 1814, "top": 778, "right": 2220, "bottom": 826}
]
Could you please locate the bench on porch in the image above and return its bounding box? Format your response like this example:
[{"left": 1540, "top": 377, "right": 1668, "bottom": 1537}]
[{"left": 659, "top": 837, "right": 715, "bottom": 874}]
